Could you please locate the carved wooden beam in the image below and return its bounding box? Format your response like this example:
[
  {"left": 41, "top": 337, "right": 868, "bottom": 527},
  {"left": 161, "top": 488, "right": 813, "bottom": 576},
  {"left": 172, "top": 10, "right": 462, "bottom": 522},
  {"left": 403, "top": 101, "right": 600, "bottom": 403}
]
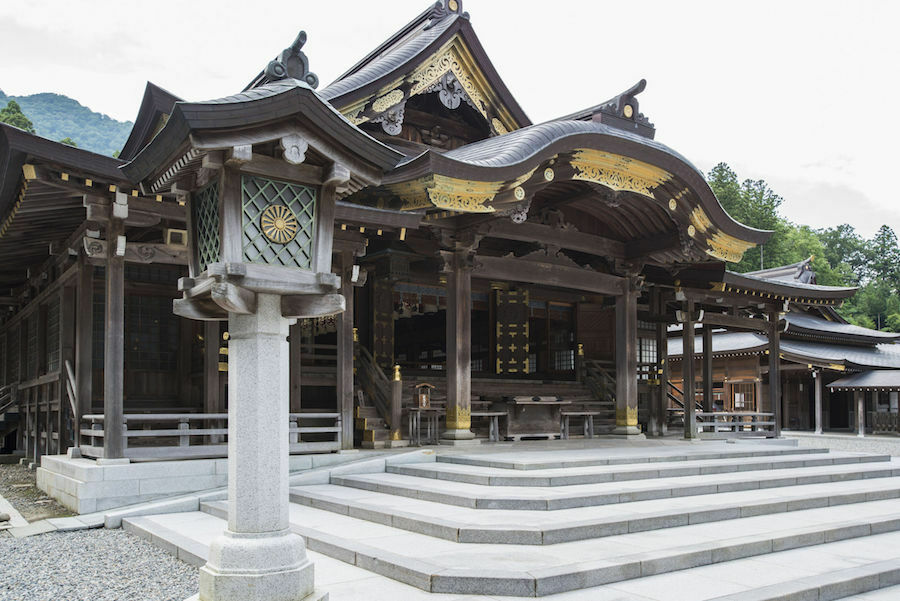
[
  {"left": 281, "top": 293, "right": 345, "bottom": 318},
  {"left": 211, "top": 282, "right": 257, "bottom": 315},
  {"left": 82, "top": 238, "right": 188, "bottom": 265},
  {"left": 473, "top": 254, "right": 625, "bottom": 296},
  {"left": 479, "top": 220, "right": 625, "bottom": 259}
]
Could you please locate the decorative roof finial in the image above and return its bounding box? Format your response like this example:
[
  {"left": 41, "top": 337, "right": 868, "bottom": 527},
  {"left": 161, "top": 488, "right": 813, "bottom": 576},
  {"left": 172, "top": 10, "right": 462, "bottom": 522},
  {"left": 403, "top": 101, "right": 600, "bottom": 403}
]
[
  {"left": 265, "top": 30, "right": 319, "bottom": 89},
  {"left": 425, "top": 0, "right": 467, "bottom": 29}
]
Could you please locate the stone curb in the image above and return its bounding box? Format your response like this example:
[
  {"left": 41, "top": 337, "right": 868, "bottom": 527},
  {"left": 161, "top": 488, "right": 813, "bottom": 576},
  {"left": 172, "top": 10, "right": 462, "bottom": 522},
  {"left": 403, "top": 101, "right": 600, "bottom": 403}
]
[
  {"left": 195, "top": 498, "right": 900, "bottom": 597},
  {"left": 335, "top": 459, "right": 899, "bottom": 511},
  {"left": 289, "top": 478, "right": 900, "bottom": 545}
]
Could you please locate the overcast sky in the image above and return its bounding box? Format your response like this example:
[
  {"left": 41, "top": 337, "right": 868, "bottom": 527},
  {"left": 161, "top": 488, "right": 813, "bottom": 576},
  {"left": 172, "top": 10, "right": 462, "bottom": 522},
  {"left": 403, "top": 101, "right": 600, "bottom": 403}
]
[{"left": 1, "top": 0, "right": 897, "bottom": 239}]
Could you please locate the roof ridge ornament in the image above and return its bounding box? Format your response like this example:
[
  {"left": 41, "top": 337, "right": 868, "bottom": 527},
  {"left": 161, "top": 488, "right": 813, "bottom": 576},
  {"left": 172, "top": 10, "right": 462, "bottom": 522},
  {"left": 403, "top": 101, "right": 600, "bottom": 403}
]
[
  {"left": 591, "top": 79, "right": 654, "bottom": 136},
  {"left": 264, "top": 31, "right": 319, "bottom": 89},
  {"left": 424, "top": 0, "right": 467, "bottom": 30}
]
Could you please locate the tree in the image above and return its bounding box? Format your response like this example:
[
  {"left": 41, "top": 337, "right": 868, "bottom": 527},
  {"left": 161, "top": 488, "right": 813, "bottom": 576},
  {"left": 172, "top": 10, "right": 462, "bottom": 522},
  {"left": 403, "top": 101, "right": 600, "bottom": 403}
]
[
  {"left": 867, "top": 225, "right": 900, "bottom": 291},
  {"left": 59, "top": 137, "right": 77, "bottom": 147},
  {"left": 816, "top": 224, "right": 868, "bottom": 285},
  {"left": 112, "top": 149, "right": 120, "bottom": 158},
  {"left": 0, "top": 100, "right": 36, "bottom": 133}
]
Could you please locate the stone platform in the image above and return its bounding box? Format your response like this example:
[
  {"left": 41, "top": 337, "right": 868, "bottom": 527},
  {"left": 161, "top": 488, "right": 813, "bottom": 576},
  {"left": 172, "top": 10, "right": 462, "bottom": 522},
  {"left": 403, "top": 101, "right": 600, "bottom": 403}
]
[{"left": 122, "top": 442, "right": 900, "bottom": 599}]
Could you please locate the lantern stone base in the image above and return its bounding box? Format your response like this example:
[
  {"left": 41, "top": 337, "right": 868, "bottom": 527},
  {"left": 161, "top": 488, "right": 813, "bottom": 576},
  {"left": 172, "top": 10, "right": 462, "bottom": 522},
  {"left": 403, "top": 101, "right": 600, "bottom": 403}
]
[{"left": 199, "top": 529, "right": 314, "bottom": 601}]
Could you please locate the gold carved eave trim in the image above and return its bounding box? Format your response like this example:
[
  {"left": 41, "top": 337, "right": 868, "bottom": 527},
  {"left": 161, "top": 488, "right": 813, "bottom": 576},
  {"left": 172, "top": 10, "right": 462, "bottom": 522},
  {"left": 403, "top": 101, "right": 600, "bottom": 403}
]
[
  {"left": 569, "top": 149, "right": 672, "bottom": 198},
  {"left": 339, "top": 35, "right": 520, "bottom": 135},
  {"left": 385, "top": 174, "right": 501, "bottom": 213},
  {"left": 689, "top": 206, "right": 756, "bottom": 263}
]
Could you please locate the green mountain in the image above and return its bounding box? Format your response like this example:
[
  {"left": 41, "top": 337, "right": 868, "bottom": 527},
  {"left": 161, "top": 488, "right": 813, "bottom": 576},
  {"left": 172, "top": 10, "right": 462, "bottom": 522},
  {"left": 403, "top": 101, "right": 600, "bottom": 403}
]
[{"left": 0, "top": 89, "right": 132, "bottom": 157}]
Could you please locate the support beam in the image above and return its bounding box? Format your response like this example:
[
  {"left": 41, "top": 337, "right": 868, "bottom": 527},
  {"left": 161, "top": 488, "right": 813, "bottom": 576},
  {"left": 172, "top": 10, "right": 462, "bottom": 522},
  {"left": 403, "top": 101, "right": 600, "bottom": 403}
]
[
  {"left": 204, "top": 322, "right": 220, "bottom": 414},
  {"left": 767, "top": 311, "right": 782, "bottom": 438},
  {"left": 814, "top": 369, "right": 823, "bottom": 435},
  {"left": 289, "top": 322, "right": 302, "bottom": 414},
  {"left": 336, "top": 251, "right": 355, "bottom": 449},
  {"left": 682, "top": 299, "right": 697, "bottom": 439},
  {"left": 613, "top": 279, "right": 641, "bottom": 436},
  {"left": 653, "top": 290, "right": 668, "bottom": 437},
  {"left": 472, "top": 255, "right": 624, "bottom": 296},
  {"left": 103, "top": 217, "right": 126, "bottom": 460},
  {"left": 702, "top": 325, "right": 713, "bottom": 414},
  {"left": 443, "top": 251, "right": 474, "bottom": 441},
  {"left": 856, "top": 390, "right": 866, "bottom": 438},
  {"left": 60, "top": 285, "right": 76, "bottom": 450}
]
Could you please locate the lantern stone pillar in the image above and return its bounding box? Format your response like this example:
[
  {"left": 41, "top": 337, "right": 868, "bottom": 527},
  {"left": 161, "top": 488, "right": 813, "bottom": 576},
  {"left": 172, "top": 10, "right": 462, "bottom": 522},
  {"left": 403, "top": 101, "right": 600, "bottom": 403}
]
[{"left": 200, "top": 295, "right": 313, "bottom": 601}]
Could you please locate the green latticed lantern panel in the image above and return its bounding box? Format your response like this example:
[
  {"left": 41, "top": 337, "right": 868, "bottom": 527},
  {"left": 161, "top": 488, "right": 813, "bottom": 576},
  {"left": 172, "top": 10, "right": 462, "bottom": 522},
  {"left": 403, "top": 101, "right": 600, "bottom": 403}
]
[
  {"left": 241, "top": 175, "right": 317, "bottom": 269},
  {"left": 192, "top": 181, "right": 220, "bottom": 272}
]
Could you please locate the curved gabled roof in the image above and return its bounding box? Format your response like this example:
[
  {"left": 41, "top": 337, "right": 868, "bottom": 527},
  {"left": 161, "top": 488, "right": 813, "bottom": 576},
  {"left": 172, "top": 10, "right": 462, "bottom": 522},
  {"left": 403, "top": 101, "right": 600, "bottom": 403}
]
[
  {"left": 317, "top": 1, "right": 530, "bottom": 134},
  {"left": 119, "top": 82, "right": 182, "bottom": 162},
  {"left": 122, "top": 79, "right": 404, "bottom": 187},
  {"left": 722, "top": 271, "right": 857, "bottom": 301},
  {"left": 784, "top": 312, "right": 900, "bottom": 345}
]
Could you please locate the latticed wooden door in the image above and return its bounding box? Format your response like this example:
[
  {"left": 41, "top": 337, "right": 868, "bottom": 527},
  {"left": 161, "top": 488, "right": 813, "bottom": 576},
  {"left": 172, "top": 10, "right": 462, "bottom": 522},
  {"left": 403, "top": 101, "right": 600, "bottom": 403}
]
[{"left": 494, "top": 288, "right": 529, "bottom": 374}]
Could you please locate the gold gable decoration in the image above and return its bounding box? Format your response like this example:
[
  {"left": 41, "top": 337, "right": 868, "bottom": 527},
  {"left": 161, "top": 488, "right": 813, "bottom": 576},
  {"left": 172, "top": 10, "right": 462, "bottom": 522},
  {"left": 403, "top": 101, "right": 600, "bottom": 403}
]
[
  {"left": 570, "top": 149, "right": 671, "bottom": 198},
  {"left": 689, "top": 206, "right": 756, "bottom": 263},
  {"left": 385, "top": 174, "right": 500, "bottom": 213},
  {"left": 341, "top": 35, "right": 519, "bottom": 136}
]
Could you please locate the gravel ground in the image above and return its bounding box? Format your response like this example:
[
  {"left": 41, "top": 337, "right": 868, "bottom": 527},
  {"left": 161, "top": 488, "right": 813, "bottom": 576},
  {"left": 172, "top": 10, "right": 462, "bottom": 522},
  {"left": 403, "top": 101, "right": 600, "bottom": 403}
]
[
  {"left": 0, "top": 528, "right": 198, "bottom": 601},
  {"left": 0, "top": 464, "right": 72, "bottom": 522}
]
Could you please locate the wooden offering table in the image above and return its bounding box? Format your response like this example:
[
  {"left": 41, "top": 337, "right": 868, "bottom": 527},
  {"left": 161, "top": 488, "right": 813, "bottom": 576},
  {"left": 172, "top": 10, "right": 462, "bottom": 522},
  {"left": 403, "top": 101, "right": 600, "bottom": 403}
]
[{"left": 501, "top": 396, "right": 572, "bottom": 441}]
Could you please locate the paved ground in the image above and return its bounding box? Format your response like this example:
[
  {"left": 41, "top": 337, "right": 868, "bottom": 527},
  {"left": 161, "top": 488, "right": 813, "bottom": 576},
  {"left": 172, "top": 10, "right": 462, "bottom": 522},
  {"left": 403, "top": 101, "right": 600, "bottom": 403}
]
[{"left": 785, "top": 431, "right": 900, "bottom": 456}]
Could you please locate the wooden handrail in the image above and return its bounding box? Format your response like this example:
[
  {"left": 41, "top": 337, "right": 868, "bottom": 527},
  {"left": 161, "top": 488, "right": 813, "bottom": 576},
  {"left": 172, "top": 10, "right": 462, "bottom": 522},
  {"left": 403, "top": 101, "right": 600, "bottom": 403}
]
[{"left": 18, "top": 371, "right": 61, "bottom": 390}]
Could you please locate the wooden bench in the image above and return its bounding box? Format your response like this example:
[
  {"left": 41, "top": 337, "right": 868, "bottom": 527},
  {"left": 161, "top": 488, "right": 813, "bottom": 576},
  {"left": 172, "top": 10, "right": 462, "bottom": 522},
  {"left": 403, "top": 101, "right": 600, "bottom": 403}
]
[
  {"left": 471, "top": 411, "right": 508, "bottom": 442},
  {"left": 560, "top": 411, "right": 601, "bottom": 439}
]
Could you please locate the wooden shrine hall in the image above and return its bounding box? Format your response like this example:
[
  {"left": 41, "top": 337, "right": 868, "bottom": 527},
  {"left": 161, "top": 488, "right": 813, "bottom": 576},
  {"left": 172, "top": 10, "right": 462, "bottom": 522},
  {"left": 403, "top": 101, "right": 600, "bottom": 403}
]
[{"left": 1, "top": 0, "right": 892, "bottom": 467}]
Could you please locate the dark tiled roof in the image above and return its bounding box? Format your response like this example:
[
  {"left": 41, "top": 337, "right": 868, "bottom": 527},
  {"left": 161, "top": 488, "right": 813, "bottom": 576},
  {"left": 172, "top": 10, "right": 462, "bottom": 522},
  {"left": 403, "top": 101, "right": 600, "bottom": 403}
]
[
  {"left": 320, "top": 14, "right": 459, "bottom": 102},
  {"left": 828, "top": 370, "right": 900, "bottom": 390},
  {"left": 785, "top": 312, "right": 900, "bottom": 344},
  {"left": 723, "top": 270, "right": 856, "bottom": 299}
]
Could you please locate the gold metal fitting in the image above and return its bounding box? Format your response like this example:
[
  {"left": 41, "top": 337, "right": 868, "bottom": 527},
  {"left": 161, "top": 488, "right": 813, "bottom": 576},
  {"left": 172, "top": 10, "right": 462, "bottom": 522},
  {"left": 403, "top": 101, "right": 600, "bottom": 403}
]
[{"left": 393, "top": 364, "right": 401, "bottom": 381}]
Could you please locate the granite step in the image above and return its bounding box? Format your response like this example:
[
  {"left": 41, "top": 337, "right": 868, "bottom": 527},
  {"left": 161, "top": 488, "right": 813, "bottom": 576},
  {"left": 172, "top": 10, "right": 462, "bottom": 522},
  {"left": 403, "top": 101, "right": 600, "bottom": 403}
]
[
  {"left": 291, "top": 472, "right": 900, "bottom": 545},
  {"left": 169, "top": 498, "right": 900, "bottom": 597},
  {"left": 436, "top": 445, "right": 830, "bottom": 471},
  {"left": 389, "top": 450, "right": 891, "bottom": 487},
  {"left": 333, "top": 458, "right": 900, "bottom": 510}
]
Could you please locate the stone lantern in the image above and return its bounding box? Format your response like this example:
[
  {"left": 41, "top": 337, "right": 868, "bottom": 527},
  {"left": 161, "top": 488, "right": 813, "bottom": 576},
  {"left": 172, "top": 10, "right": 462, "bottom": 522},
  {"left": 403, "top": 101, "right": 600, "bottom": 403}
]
[{"left": 122, "top": 31, "right": 401, "bottom": 601}]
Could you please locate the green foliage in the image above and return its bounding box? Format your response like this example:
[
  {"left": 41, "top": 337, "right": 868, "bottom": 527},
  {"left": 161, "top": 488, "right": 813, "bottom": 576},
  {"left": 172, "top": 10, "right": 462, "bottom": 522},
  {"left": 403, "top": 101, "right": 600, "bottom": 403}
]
[
  {"left": 0, "top": 100, "right": 36, "bottom": 133},
  {"left": 59, "top": 137, "right": 77, "bottom": 147},
  {"left": 707, "top": 162, "right": 900, "bottom": 332},
  {"left": 0, "top": 90, "right": 131, "bottom": 156}
]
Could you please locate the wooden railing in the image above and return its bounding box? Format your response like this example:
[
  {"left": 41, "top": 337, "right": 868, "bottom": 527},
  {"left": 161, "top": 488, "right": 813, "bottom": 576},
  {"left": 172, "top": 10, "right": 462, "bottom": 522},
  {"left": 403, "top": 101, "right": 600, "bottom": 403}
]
[
  {"left": 0, "top": 383, "right": 16, "bottom": 416},
  {"left": 872, "top": 412, "right": 899, "bottom": 435},
  {"left": 582, "top": 359, "right": 615, "bottom": 402},
  {"left": 355, "top": 344, "right": 394, "bottom": 429},
  {"left": 79, "top": 412, "right": 341, "bottom": 460},
  {"left": 695, "top": 412, "right": 776, "bottom": 437}
]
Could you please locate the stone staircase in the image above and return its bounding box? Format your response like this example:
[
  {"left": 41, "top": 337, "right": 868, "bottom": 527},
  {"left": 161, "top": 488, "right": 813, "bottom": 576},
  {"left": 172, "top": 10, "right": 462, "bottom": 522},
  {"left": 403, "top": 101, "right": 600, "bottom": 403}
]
[{"left": 123, "top": 443, "right": 900, "bottom": 600}]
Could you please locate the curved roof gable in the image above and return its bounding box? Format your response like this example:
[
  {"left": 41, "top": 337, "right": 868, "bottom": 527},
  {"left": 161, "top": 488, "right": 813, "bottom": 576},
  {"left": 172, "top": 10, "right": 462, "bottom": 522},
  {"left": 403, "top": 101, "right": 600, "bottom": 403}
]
[
  {"left": 318, "top": 0, "right": 530, "bottom": 138},
  {"left": 118, "top": 82, "right": 182, "bottom": 162}
]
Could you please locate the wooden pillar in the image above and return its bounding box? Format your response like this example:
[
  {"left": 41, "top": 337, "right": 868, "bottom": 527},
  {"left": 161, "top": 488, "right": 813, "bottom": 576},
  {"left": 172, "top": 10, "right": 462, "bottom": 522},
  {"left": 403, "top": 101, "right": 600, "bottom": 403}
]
[
  {"left": 681, "top": 299, "right": 697, "bottom": 439},
  {"left": 336, "top": 251, "right": 355, "bottom": 449},
  {"left": 204, "top": 321, "right": 220, "bottom": 414},
  {"left": 856, "top": 390, "right": 866, "bottom": 437},
  {"left": 814, "top": 369, "right": 823, "bottom": 434},
  {"left": 614, "top": 279, "right": 640, "bottom": 436},
  {"left": 103, "top": 217, "right": 126, "bottom": 459},
  {"left": 75, "top": 260, "right": 93, "bottom": 423},
  {"left": 767, "top": 311, "right": 782, "bottom": 437},
  {"left": 654, "top": 290, "right": 668, "bottom": 436},
  {"left": 289, "top": 322, "right": 302, "bottom": 414},
  {"left": 702, "top": 325, "right": 713, "bottom": 413},
  {"left": 443, "top": 251, "right": 473, "bottom": 440},
  {"left": 60, "top": 285, "right": 76, "bottom": 451}
]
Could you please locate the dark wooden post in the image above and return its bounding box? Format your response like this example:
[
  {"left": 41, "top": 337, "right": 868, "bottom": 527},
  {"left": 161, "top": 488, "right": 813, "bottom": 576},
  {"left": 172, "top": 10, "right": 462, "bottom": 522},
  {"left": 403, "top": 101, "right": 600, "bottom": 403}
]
[
  {"left": 654, "top": 289, "right": 668, "bottom": 437},
  {"left": 60, "top": 285, "right": 76, "bottom": 450},
  {"left": 767, "top": 310, "right": 781, "bottom": 437},
  {"left": 336, "top": 251, "right": 355, "bottom": 449},
  {"left": 203, "top": 321, "right": 220, "bottom": 417},
  {"left": 289, "top": 322, "right": 302, "bottom": 414},
  {"left": 103, "top": 215, "right": 126, "bottom": 459},
  {"left": 856, "top": 390, "right": 866, "bottom": 437},
  {"left": 702, "top": 325, "right": 713, "bottom": 414},
  {"left": 390, "top": 365, "right": 402, "bottom": 442},
  {"left": 814, "top": 369, "right": 823, "bottom": 434},
  {"left": 614, "top": 278, "right": 640, "bottom": 435},
  {"left": 75, "top": 259, "right": 93, "bottom": 424},
  {"left": 443, "top": 250, "right": 474, "bottom": 440},
  {"left": 681, "top": 299, "right": 697, "bottom": 439},
  {"left": 37, "top": 305, "right": 47, "bottom": 457}
]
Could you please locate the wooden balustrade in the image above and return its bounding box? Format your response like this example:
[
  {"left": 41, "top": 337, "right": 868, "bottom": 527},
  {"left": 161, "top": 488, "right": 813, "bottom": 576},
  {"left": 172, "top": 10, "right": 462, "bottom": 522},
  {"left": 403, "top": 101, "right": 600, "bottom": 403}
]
[
  {"left": 78, "top": 412, "right": 341, "bottom": 460},
  {"left": 695, "top": 411, "right": 776, "bottom": 438}
]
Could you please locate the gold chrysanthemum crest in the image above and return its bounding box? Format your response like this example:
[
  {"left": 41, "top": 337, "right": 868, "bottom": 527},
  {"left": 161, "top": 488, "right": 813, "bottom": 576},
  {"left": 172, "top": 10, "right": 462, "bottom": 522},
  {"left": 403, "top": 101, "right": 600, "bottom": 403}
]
[{"left": 261, "top": 204, "right": 299, "bottom": 244}]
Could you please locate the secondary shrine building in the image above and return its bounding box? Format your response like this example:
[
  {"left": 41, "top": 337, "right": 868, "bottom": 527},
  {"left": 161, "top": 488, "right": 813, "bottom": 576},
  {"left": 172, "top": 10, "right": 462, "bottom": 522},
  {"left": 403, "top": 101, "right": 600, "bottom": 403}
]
[{"left": 1, "top": 0, "right": 898, "bottom": 470}]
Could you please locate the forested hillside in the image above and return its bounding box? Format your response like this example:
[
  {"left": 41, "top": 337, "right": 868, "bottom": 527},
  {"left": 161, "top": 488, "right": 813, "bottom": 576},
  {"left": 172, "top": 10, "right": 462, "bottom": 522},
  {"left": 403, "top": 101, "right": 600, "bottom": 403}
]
[
  {"left": 0, "top": 89, "right": 131, "bottom": 157},
  {"left": 708, "top": 163, "right": 900, "bottom": 331}
]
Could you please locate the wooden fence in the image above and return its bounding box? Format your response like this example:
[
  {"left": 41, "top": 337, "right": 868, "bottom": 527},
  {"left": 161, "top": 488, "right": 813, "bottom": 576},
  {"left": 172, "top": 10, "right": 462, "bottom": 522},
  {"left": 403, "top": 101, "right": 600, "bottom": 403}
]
[{"left": 79, "top": 412, "right": 341, "bottom": 460}]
